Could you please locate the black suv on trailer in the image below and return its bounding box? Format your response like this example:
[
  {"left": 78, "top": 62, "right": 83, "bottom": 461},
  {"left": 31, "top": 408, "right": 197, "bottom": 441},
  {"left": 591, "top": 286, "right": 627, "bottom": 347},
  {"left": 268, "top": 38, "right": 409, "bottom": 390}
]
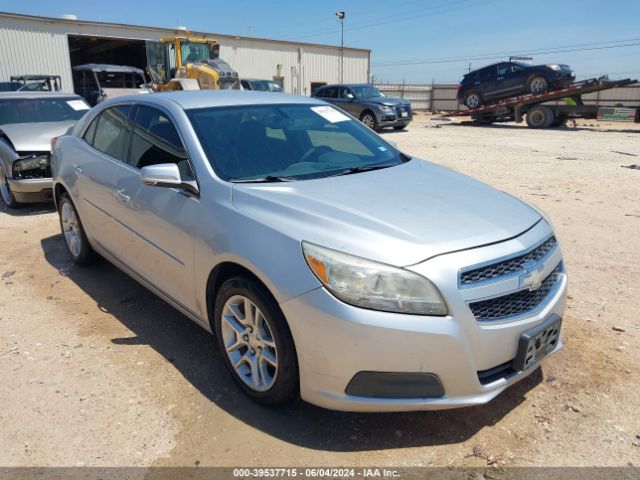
[
  {"left": 312, "top": 83, "right": 412, "bottom": 131},
  {"left": 457, "top": 61, "right": 574, "bottom": 108}
]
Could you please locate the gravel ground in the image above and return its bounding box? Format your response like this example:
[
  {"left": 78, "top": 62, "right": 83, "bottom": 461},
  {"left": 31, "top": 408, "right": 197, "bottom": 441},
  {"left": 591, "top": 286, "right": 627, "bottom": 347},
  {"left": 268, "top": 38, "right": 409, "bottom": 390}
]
[{"left": 1, "top": 115, "right": 639, "bottom": 469}]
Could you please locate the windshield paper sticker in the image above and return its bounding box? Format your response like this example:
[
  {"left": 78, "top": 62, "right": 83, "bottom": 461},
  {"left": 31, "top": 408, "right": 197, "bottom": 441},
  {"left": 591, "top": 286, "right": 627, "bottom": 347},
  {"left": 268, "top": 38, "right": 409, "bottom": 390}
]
[
  {"left": 67, "top": 100, "right": 90, "bottom": 111},
  {"left": 311, "top": 106, "right": 350, "bottom": 123}
]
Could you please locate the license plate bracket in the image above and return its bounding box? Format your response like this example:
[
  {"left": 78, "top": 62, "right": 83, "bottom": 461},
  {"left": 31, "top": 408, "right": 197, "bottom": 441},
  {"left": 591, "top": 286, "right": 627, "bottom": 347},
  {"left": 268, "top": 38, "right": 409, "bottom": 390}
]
[{"left": 512, "top": 314, "right": 562, "bottom": 371}]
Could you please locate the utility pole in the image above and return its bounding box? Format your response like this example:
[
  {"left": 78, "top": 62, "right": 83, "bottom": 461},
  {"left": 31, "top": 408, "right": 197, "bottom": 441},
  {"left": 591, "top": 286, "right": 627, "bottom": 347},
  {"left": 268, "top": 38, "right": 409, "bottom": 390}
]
[{"left": 336, "top": 11, "right": 345, "bottom": 83}]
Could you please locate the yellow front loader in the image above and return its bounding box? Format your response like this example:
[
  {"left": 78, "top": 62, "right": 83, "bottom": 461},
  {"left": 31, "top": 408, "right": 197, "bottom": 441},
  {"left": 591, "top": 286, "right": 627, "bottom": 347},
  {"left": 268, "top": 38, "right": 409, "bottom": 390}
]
[{"left": 146, "top": 35, "right": 240, "bottom": 91}]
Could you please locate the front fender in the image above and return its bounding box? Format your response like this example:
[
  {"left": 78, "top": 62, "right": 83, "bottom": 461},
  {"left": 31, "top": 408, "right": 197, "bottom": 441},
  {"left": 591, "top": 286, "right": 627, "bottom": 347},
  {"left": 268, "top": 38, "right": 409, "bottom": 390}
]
[{"left": 0, "top": 138, "right": 18, "bottom": 178}]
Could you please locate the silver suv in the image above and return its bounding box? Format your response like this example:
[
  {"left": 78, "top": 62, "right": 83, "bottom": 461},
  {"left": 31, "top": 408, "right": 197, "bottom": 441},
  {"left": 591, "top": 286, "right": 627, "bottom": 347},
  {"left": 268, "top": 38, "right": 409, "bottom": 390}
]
[{"left": 51, "top": 91, "right": 566, "bottom": 412}]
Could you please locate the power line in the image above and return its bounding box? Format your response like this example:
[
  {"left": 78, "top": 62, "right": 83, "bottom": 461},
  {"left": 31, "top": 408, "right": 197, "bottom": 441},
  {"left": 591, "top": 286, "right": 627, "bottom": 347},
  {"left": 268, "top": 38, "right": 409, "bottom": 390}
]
[
  {"left": 252, "top": 0, "right": 429, "bottom": 35},
  {"left": 282, "top": 0, "right": 485, "bottom": 41},
  {"left": 372, "top": 39, "right": 640, "bottom": 67}
]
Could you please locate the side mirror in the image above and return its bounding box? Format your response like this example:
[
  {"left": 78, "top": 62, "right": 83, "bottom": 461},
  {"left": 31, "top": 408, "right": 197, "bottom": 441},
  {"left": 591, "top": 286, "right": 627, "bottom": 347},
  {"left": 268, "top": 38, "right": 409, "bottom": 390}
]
[{"left": 140, "top": 163, "right": 199, "bottom": 195}]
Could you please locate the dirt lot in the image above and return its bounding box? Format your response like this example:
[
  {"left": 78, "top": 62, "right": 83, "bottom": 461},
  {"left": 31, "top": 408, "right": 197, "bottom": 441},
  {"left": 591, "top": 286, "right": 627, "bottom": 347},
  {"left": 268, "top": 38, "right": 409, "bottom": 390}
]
[{"left": 1, "top": 115, "right": 639, "bottom": 469}]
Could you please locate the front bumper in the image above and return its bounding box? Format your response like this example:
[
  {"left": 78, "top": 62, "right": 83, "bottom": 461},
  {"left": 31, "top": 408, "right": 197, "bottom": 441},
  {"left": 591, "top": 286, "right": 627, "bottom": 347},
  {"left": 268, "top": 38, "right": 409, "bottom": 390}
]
[
  {"left": 281, "top": 220, "right": 567, "bottom": 412},
  {"left": 7, "top": 177, "right": 53, "bottom": 203},
  {"left": 377, "top": 106, "right": 413, "bottom": 128}
]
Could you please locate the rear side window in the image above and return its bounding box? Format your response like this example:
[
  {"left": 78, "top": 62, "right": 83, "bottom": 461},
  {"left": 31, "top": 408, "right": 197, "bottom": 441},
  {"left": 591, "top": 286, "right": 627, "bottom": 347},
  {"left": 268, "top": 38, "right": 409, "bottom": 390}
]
[
  {"left": 129, "top": 106, "right": 192, "bottom": 180},
  {"left": 318, "top": 87, "right": 337, "bottom": 98},
  {"left": 91, "top": 105, "right": 132, "bottom": 161},
  {"left": 83, "top": 115, "right": 99, "bottom": 144}
]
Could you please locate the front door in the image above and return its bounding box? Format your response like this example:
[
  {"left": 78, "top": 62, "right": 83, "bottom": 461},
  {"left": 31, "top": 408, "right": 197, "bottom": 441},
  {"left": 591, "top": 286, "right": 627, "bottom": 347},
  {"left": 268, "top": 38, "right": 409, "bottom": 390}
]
[{"left": 111, "top": 104, "right": 198, "bottom": 313}]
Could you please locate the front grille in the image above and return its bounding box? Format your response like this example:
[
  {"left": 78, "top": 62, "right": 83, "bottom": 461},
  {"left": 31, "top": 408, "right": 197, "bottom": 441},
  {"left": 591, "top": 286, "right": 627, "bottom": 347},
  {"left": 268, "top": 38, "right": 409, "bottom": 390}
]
[
  {"left": 469, "top": 263, "right": 563, "bottom": 321},
  {"left": 460, "top": 236, "right": 557, "bottom": 286},
  {"left": 395, "top": 105, "right": 410, "bottom": 116}
]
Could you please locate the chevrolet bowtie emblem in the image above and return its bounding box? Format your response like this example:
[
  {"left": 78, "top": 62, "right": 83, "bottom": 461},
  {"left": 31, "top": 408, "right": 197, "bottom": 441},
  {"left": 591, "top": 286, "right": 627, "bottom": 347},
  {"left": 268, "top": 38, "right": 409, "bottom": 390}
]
[{"left": 521, "top": 265, "right": 546, "bottom": 291}]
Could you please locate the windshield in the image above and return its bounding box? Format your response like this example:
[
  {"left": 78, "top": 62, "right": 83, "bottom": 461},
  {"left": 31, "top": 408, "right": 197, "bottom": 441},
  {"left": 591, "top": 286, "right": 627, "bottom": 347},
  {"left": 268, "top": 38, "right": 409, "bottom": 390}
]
[
  {"left": 181, "top": 41, "right": 210, "bottom": 64},
  {"left": 352, "top": 85, "right": 385, "bottom": 99},
  {"left": 0, "top": 98, "right": 89, "bottom": 125},
  {"left": 249, "top": 80, "right": 283, "bottom": 92},
  {"left": 187, "top": 104, "right": 406, "bottom": 182},
  {"left": 0, "top": 82, "right": 21, "bottom": 92}
]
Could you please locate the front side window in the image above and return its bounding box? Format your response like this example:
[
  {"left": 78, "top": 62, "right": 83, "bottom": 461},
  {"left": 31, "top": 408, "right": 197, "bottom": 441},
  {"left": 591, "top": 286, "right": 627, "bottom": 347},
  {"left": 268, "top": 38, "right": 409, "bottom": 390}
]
[
  {"left": 129, "top": 106, "right": 192, "bottom": 179},
  {"left": 339, "top": 87, "right": 355, "bottom": 99},
  {"left": 91, "top": 105, "right": 132, "bottom": 161},
  {"left": 0, "top": 98, "right": 89, "bottom": 125},
  {"left": 351, "top": 86, "right": 384, "bottom": 99},
  {"left": 187, "top": 104, "right": 407, "bottom": 182}
]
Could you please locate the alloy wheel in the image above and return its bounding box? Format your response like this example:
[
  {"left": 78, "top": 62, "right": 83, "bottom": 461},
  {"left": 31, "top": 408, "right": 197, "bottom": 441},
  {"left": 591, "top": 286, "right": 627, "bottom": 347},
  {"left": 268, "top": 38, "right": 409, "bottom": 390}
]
[
  {"left": 221, "top": 295, "right": 278, "bottom": 392},
  {"left": 530, "top": 77, "right": 548, "bottom": 94},
  {"left": 361, "top": 114, "right": 375, "bottom": 128},
  {"left": 0, "top": 170, "right": 13, "bottom": 206},
  {"left": 61, "top": 202, "right": 82, "bottom": 257},
  {"left": 466, "top": 93, "right": 480, "bottom": 108}
]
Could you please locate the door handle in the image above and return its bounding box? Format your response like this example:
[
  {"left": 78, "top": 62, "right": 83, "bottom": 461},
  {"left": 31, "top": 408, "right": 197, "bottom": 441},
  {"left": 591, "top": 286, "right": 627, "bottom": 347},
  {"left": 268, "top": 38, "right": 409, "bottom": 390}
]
[{"left": 114, "top": 188, "right": 130, "bottom": 204}]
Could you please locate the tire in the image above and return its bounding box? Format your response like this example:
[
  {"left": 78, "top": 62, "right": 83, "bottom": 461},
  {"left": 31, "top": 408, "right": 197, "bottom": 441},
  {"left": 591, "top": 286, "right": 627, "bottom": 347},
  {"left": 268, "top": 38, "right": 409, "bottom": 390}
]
[
  {"left": 528, "top": 76, "right": 549, "bottom": 94},
  {"left": 58, "top": 192, "right": 96, "bottom": 265},
  {"left": 360, "top": 111, "right": 379, "bottom": 131},
  {"left": 526, "top": 106, "right": 555, "bottom": 129},
  {"left": 464, "top": 91, "right": 483, "bottom": 109},
  {"left": 214, "top": 276, "right": 299, "bottom": 406},
  {"left": 550, "top": 115, "right": 568, "bottom": 127},
  {"left": 0, "top": 167, "right": 19, "bottom": 208}
]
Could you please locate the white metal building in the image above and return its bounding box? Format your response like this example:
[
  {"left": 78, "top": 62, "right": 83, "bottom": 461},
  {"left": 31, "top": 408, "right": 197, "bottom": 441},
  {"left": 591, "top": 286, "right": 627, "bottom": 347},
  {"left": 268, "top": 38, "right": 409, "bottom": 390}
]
[{"left": 0, "top": 11, "right": 370, "bottom": 96}]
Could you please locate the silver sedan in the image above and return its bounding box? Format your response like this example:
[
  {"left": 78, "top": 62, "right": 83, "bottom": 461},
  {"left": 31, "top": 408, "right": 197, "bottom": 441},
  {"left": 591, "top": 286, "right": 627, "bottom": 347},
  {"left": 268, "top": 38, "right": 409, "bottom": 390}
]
[
  {"left": 0, "top": 92, "right": 90, "bottom": 207},
  {"left": 51, "top": 91, "right": 566, "bottom": 411}
]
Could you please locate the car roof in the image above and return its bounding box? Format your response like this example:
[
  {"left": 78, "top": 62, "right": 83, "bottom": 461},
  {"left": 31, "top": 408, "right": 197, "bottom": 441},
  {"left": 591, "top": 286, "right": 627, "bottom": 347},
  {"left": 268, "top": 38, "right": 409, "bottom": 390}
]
[
  {"left": 10, "top": 75, "right": 62, "bottom": 80},
  {"left": 0, "top": 92, "right": 83, "bottom": 100},
  {"left": 102, "top": 90, "right": 327, "bottom": 110},
  {"left": 465, "top": 61, "right": 532, "bottom": 76},
  {"left": 73, "top": 63, "right": 145, "bottom": 74},
  {"left": 318, "top": 83, "right": 374, "bottom": 89}
]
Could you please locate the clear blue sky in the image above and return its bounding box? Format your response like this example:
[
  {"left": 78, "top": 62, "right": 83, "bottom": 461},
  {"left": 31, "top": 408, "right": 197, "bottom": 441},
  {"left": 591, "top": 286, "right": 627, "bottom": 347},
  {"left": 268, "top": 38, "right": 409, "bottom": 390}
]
[{"left": 1, "top": 0, "right": 639, "bottom": 83}]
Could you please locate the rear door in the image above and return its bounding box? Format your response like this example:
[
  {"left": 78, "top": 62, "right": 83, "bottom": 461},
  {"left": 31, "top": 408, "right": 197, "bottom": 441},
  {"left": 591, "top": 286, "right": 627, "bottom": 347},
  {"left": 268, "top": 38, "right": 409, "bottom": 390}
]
[
  {"left": 71, "top": 105, "right": 130, "bottom": 252},
  {"left": 478, "top": 67, "right": 499, "bottom": 99},
  {"left": 111, "top": 104, "right": 198, "bottom": 313}
]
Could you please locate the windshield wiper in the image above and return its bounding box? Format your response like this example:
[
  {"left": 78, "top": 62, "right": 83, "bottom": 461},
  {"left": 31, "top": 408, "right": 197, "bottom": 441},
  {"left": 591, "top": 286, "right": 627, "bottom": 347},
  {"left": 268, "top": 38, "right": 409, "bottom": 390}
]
[
  {"left": 325, "top": 163, "right": 399, "bottom": 178},
  {"left": 230, "top": 175, "right": 297, "bottom": 183}
]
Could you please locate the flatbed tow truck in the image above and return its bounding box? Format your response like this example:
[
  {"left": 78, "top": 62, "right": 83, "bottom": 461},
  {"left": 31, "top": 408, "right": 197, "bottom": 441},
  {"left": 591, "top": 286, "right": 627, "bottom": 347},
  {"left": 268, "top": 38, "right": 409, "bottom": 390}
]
[{"left": 445, "top": 77, "right": 638, "bottom": 128}]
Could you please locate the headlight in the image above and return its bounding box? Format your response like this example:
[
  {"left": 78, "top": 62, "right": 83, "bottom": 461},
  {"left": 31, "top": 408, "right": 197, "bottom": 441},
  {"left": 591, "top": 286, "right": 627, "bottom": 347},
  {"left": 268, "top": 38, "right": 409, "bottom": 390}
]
[
  {"left": 379, "top": 105, "right": 395, "bottom": 112},
  {"left": 13, "top": 154, "right": 49, "bottom": 172},
  {"left": 302, "top": 242, "right": 448, "bottom": 316},
  {"left": 547, "top": 64, "right": 561, "bottom": 71}
]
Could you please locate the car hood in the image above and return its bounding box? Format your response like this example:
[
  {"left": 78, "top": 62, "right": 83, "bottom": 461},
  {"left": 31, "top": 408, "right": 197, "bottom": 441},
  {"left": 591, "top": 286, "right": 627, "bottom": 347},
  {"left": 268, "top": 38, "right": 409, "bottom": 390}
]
[
  {"left": 366, "top": 97, "right": 410, "bottom": 108},
  {"left": 232, "top": 160, "right": 541, "bottom": 266},
  {"left": 0, "top": 121, "right": 77, "bottom": 152}
]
